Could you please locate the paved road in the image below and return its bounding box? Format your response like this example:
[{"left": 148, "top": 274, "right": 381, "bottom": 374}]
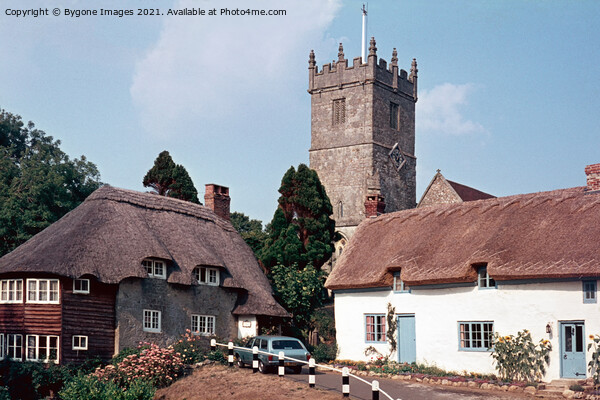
[{"left": 283, "top": 369, "right": 527, "bottom": 400}]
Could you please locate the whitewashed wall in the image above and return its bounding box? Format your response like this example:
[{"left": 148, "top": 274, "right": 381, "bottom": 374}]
[
  {"left": 334, "top": 280, "right": 600, "bottom": 381},
  {"left": 237, "top": 315, "right": 257, "bottom": 338}
]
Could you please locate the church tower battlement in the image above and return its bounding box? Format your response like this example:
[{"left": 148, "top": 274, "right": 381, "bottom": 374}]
[{"left": 308, "top": 38, "right": 417, "bottom": 247}]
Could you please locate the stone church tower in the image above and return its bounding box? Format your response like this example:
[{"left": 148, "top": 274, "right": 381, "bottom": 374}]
[{"left": 308, "top": 38, "right": 418, "bottom": 255}]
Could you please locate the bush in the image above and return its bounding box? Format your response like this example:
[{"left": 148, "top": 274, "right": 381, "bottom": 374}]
[
  {"left": 312, "top": 342, "right": 338, "bottom": 363},
  {"left": 171, "top": 330, "right": 207, "bottom": 365},
  {"left": 60, "top": 373, "right": 155, "bottom": 400},
  {"left": 207, "top": 349, "right": 227, "bottom": 365},
  {"left": 490, "top": 330, "right": 552, "bottom": 382}
]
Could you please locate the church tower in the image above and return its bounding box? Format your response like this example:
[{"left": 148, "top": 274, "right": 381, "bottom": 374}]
[{"left": 308, "top": 38, "right": 418, "bottom": 252}]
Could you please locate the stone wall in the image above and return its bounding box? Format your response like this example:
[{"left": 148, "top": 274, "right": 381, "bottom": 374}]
[{"left": 418, "top": 175, "right": 461, "bottom": 208}]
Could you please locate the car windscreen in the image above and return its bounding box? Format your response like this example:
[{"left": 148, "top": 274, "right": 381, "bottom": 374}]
[{"left": 271, "top": 340, "right": 303, "bottom": 350}]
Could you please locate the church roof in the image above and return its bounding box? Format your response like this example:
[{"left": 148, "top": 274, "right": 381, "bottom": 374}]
[
  {"left": 326, "top": 186, "right": 600, "bottom": 290},
  {"left": 418, "top": 170, "right": 494, "bottom": 208},
  {"left": 447, "top": 179, "right": 495, "bottom": 202},
  {"left": 0, "top": 185, "right": 288, "bottom": 317}
]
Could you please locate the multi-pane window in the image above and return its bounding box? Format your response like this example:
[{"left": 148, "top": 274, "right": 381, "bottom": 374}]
[
  {"left": 72, "top": 335, "right": 88, "bottom": 350},
  {"left": 477, "top": 266, "right": 496, "bottom": 289},
  {"left": 143, "top": 310, "right": 161, "bottom": 333},
  {"left": 0, "top": 279, "right": 23, "bottom": 303},
  {"left": 7, "top": 334, "right": 22, "bottom": 360},
  {"left": 459, "top": 322, "right": 494, "bottom": 351},
  {"left": 583, "top": 280, "right": 597, "bottom": 303},
  {"left": 191, "top": 315, "right": 215, "bottom": 335},
  {"left": 73, "top": 279, "right": 90, "bottom": 294},
  {"left": 365, "top": 314, "right": 386, "bottom": 342},
  {"left": 26, "top": 335, "right": 59, "bottom": 363},
  {"left": 393, "top": 271, "right": 410, "bottom": 293},
  {"left": 26, "top": 279, "right": 59, "bottom": 304},
  {"left": 333, "top": 98, "right": 346, "bottom": 125},
  {"left": 194, "top": 267, "right": 219, "bottom": 286},
  {"left": 390, "top": 102, "right": 399, "bottom": 130},
  {"left": 142, "top": 259, "right": 166, "bottom": 279}
]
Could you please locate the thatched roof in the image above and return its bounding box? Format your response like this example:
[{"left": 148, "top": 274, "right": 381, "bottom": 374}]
[
  {"left": 0, "top": 185, "right": 288, "bottom": 317},
  {"left": 326, "top": 187, "right": 600, "bottom": 290}
]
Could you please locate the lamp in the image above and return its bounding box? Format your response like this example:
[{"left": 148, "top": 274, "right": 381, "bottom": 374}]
[{"left": 546, "top": 323, "right": 552, "bottom": 334}]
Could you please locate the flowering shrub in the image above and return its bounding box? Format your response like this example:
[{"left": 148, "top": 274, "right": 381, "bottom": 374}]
[
  {"left": 490, "top": 330, "right": 552, "bottom": 382},
  {"left": 60, "top": 373, "right": 155, "bottom": 400},
  {"left": 588, "top": 334, "right": 600, "bottom": 387},
  {"left": 171, "top": 329, "right": 206, "bottom": 365},
  {"left": 93, "top": 342, "right": 183, "bottom": 388}
]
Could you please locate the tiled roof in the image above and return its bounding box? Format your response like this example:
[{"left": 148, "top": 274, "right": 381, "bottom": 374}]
[{"left": 447, "top": 179, "right": 495, "bottom": 201}]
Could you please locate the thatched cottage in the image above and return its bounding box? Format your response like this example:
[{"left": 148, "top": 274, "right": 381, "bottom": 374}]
[
  {"left": 326, "top": 163, "right": 600, "bottom": 381},
  {"left": 0, "top": 185, "right": 288, "bottom": 365}
]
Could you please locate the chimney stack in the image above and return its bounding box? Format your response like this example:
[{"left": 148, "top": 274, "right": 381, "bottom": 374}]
[
  {"left": 585, "top": 163, "right": 600, "bottom": 192},
  {"left": 365, "top": 194, "right": 386, "bottom": 218},
  {"left": 204, "top": 184, "right": 230, "bottom": 221}
]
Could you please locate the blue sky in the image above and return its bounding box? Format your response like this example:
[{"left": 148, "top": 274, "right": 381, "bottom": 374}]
[{"left": 1, "top": 0, "right": 599, "bottom": 225}]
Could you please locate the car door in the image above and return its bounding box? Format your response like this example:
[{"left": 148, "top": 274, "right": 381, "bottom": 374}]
[{"left": 240, "top": 338, "right": 255, "bottom": 363}]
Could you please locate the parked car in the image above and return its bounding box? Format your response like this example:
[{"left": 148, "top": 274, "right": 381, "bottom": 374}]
[{"left": 235, "top": 335, "right": 311, "bottom": 374}]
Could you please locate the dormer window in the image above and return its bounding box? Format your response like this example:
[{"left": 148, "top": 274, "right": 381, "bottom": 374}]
[
  {"left": 73, "top": 279, "right": 90, "bottom": 294},
  {"left": 393, "top": 271, "right": 410, "bottom": 293},
  {"left": 477, "top": 265, "right": 495, "bottom": 289},
  {"left": 194, "top": 266, "right": 219, "bottom": 286},
  {"left": 143, "top": 259, "right": 166, "bottom": 279}
]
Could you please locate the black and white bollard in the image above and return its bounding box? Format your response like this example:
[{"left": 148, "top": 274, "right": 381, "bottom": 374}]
[
  {"left": 342, "top": 367, "right": 350, "bottom": 397},
  {"left": 228, "top": 341, "right": 234, "bottom": 367},
  {"left": 372, "top": 380, "right": 379, "bottom": 400},
  {"left": 278, "top": 351, "right": 285, "bottom": 377},
  {"left": 252, "top": 346, "right": 259, "bottom": 373},
  {"left": 210, "top": 338, "right": 216, "bottom": 352},
  {"left": 308, "top": 358, "right": 315, "bottom": 388}
]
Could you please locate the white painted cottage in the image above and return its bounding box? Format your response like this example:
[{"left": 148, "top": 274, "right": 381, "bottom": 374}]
[{"left": 325, "top": 163, "right": 600, "bottom": 381}]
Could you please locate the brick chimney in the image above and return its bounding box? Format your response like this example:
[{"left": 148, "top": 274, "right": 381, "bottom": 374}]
[
  {"left": 365, "top": 194, "right": 386, "bottom": 218},
  {"left": 204, "top": 184, "right": 230, "bottom": 221},
  {"left": 585, "top": 163, "right": 600, "bottom": 192}
]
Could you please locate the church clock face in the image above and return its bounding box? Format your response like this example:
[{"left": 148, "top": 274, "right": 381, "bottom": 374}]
[{"left": 389, "top": 143, "right": 406, "bottom": 172}]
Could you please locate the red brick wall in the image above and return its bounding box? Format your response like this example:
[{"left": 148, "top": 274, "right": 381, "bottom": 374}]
[
  {"left": 585, "top": 163, "right": 600, "bottom": 192},
  {"left": 204, "top": 184, "right": 230, "bottom": 220}
]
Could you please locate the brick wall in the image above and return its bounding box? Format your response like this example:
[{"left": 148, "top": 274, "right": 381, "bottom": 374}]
[{"left": 585, "top": 163, "right": 600, "bottom": 192}]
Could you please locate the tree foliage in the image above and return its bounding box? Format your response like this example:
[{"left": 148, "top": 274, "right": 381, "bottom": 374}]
[
  {"left": 0, "top": 109, "right": 101, "bottom": 256},
  {"left": 143, "top": 151, "right": 199, "bottom": 204},
  {"left": 230, "top": 212, "right": 267, "bottom": 255},
  {"left": 260, "top": 164, "right": 336, "bottom": 271}
]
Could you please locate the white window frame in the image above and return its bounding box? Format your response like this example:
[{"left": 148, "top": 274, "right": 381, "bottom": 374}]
[
  {"left": 7, "top": 334, "right": 23, "bottom": 361},
  {"left": 72, "top": 335, "right": 88, "bottom": 350},
  {"left": 194, "top": 267, "right": 219, "bottom": 286},
  {"left": 73, "top": 279, "right": 90, "bottom": 294},
  {"left": 26, "top": 279, "right": 60, "bottom": 304},
  {"left": 142, "top": 259, "right": 166, "bottom": 279},
  {"left": 0, "top": 279, "right": 23, "bottom": 303},
  {"left": 191, "top": 314, "right": 215, "bottom": 336},
  {"left": 26, "top": 335, "right": 59, "bottom": 363},
  {"left": 143, "top": 309, "right": 161, "bottom": 333}
]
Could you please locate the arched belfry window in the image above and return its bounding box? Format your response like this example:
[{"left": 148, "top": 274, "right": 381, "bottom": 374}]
[{"left": 338, "top": 201, "right": 344, "bottom": 218}]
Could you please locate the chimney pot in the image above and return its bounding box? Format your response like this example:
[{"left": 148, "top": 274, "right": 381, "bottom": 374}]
[{"left": 204, "top": 184, "right": 231, "bottom": 220}]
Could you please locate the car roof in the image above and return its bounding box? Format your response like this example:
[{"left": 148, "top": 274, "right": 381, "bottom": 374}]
[{"left": 253, "top": 335, "right": 302, "bottom": 341}]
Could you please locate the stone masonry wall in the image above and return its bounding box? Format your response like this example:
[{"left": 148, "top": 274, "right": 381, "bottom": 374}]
[{"left": 418, "top": 176, "right": 462, "bottom": 207}]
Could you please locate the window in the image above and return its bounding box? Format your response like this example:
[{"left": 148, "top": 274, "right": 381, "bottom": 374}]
[
  {"left": 142, "top": 259, "right": 166, "bottom": 279},
  {"left": 365, "top": 314, "right": 386, "bottom": 343},
  {"left": 393, "top": 271, "right": 410, "bottom": 293},
  {"left": 194, "top": 267, "right": 219, "bottom": 286},
  {"left": 338, "top": 201, "right": 344, "bottom": 218},
  {"left": 0, "top": 334, "right": 3, "bottom": 359},
  {"left": 26, "top": 279, "right": 59, "bottom": 304},
  {"left": 26, "top": 335, "right": 59, "bottom": 363},
  {"left": 332, "top": 98, "right": 346, "bottom": 125},
  {"left": 459, "top": 322, "right": 494, "bottom": 351},
  {"left": 191, "top": 315, "right": 215, "bottom": 336},
  {"left": 477, "top": 266, "right": 496, "bottom": 289},
  {"left": 72, "top": 335, "right": 88, "bottom": 350},
  {"left": 73, "top": 279, "right": 90, "bottom": 294},
  {"left": 143, "top": 310, "right": 161, "bottom": 333},
  {"left": 390, "top": 102, "right": 399, "bottom": 130},
  {"left": 0, "top": 279, "right": 23, "bottom": 303},
  {"left": 7, "top": 334, "right": 22, "bottom": 360},
  {"left": 583, "top": 280, "right": 597, "bottom": 303}
]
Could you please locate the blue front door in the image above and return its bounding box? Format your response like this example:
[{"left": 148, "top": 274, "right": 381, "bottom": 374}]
[
  {"left": 397, "top": 315, "right": 416, "bottom": 364},
  {"left": 560, "top": 322, "right": 587, "bottom": 378}
]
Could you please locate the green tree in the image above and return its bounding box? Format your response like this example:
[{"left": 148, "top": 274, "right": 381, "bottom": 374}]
[
  {"left": 230, "top": 211, "right": 267, "bottom": 255},
  {"left": 260, "top": 164, "right": 336, "bottom": 271},
  {"left": 143, "top": 151, "right": 199, "bottom": 204},
  {"left": 0, "top": 109, "right": 101, "bottom": 256}
]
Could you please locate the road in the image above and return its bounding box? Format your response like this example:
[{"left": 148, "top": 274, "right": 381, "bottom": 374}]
[{"left": 283, "top": 369, "right": 529, "bottom": 400}]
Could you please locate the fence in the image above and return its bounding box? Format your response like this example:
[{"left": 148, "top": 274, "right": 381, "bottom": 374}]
[{"left": 211, "top": 339, "right": 402, "bottom": 400}]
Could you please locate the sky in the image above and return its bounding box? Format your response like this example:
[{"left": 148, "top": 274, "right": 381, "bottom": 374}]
[{"left": 1, "top": 0, "right": 599, "bottom": 225}]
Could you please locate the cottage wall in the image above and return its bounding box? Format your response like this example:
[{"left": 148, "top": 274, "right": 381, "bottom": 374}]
[
  {"left": 115, "top": 278, "right": 238, "bottom": 350},
  {"left": 334, "top": 279, "right": 600, "bottom": 381}
]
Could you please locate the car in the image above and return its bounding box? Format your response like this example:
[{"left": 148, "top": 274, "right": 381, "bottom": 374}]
[{"left": 235, "top": 335, "right": 311, "bottom": 374}]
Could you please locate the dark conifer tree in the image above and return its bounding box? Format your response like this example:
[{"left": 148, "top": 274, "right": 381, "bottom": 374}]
[{"left": 143, "top": 151, "right": 200, "bottom": 204}]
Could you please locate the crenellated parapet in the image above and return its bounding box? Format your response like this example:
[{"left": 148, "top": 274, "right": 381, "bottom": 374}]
[{"left": 308, "top": 37, "right": 417, "bottom": 102}]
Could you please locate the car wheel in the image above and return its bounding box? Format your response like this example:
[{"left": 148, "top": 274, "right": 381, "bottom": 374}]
[
  {"left": 291, "top": 366, "right": 302, "bottom": 374},
  {"left": 258, "top": 360, "right": 268, "bottom": 374},
  {"left": 236, "top": 354, "right": 244, "bottom": 368}
]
